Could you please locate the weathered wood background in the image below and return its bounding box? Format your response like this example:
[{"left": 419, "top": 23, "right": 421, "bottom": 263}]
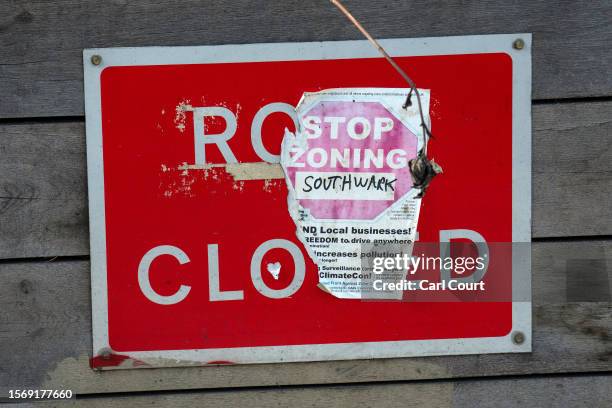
[{"left": 1, "top": 0, "right": 611, "bottom": 406}]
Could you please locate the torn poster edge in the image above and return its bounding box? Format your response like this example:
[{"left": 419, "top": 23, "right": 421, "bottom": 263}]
[{"left": 280, "top": 87, "right": 431, "bottom": 299}]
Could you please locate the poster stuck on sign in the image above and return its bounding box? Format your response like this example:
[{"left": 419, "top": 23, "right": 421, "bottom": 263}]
[{"left": 282, "top": 88, "right": 429, "bottom": 299}]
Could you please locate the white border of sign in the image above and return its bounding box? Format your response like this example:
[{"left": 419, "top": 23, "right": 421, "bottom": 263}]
[{"left": 84, "top": 34, "right": 532, "bottom": 369}]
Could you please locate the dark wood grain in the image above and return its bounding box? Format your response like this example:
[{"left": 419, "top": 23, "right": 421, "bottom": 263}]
[
  {"left": 0, "top": 0, "right": 611, "bottom": 118},
  {"left": 0, "top": 121, "right": 88, "bottom": 258},
  {"left": 0, "top": 239, "right": 609, "bottom": 395},
  {"left": 532, "top": 101, "right": 612, "bottom": 237},
  {"left": 14, "top": 375, "right": 612, "bottom": 408}
]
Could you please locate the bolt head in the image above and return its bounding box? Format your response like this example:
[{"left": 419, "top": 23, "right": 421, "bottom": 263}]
[
  {"left": 512, "top": 331, "right": 525, "bottom": 345},
  {"left": 512, "top": 39, "right": 525, "bottom": 50},
  {"left": 91, "top": 55, "right": 102, "bottom": 66}
]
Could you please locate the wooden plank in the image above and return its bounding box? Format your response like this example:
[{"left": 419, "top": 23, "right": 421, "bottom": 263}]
[
  {"left": 0, "top": 240, "right": 610, "bottom": 395},
  {"left": 0, "top": 121, "right": 88, "bottom": 258},
  {"left": 11, "top": 375, "right": 612, "bottom": 408},
  {"left": 0, "top": 1, "right": 611, "bottom": 118},
  {"left": 1, "top": 101, "right": 610, "bottom": 259},
  {"left": 532, "top": 101, "right": 612, "bottom": 238}
]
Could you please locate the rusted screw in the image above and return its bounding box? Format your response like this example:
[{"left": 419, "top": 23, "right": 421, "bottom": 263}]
[
  {"left": 512, "top": 331, "right": 525, "bottom": 345},
  {"left": 512, "top": 38, "right": 525, "bottom": 50},
  {"left": 91, "top": 55, "right": 102, "bottom": 66}
]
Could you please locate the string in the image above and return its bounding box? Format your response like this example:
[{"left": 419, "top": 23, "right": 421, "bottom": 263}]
[{"left": 329, "top": 0, "right": 433, "bottom": 155}]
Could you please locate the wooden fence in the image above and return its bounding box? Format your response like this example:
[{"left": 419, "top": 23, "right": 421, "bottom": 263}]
[{"left": 0, "top": 1, "right": 610, "bottom": 406}]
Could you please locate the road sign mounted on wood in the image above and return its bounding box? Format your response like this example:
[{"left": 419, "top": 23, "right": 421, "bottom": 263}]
[{"left": 84, "top": 34, "right": 532, "bottom": 369}]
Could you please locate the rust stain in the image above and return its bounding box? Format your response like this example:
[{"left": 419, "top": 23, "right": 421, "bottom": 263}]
[{"left": 206, "top": 360, "right": 235, "bottom": 365}]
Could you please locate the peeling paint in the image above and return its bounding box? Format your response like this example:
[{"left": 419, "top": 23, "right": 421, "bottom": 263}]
[
  {"left": 160, "top": 162, "right": 269, "bottom": 198},
  {"left": 232, "top": 180, "right": 245, "bottom": 191},
  {"left": 41, "top": 353, "right": 450, "bottom": 394},
  {"left": 174, "top": 100, "right": 192, "bottom": 132},
  {"left": 176, "top": 162, "right": 284, "bottom": 182},
  {"left": 178, "top": 163, "right": 224, "bottom": 171},
  {"left": 226, "top": 162, "right": 284, "bottom": 181},
  {"left": 267, "top": 262, "right": 282, "bottom": 280}
]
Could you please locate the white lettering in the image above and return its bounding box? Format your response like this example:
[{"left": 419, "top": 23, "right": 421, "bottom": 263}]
[
  {"left": 138, "top": 245, "right": 191, "bottom": 305},
  {"left": 193, "top": 107, "right": 238, "bottom": 165}
]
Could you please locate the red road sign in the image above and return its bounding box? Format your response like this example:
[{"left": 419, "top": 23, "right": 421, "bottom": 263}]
[{"left": 84, "top": 35, "right": 532, "bottom": 369}]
